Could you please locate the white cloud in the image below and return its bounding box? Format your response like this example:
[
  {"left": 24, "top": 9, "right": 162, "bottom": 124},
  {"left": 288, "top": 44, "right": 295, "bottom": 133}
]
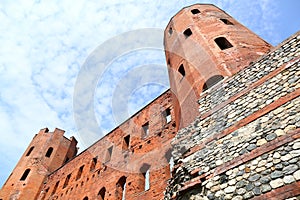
[{"left": 0, "top": 0, "right": 296, "bottom": 186}]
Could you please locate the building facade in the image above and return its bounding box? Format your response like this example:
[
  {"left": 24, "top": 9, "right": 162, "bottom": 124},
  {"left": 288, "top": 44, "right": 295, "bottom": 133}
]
[{"left": 1, "top": 4, "right": 300, "bottom": 200}]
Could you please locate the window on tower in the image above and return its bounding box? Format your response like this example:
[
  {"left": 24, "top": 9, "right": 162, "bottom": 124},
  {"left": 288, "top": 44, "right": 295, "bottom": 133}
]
[
  {"left": 45, "top": 147, "right": 54, "bottom": 158},
  {"left": 214, "top": 37, "right": 233, "bottom": 50},
  {"left": 178, "top": 64, "right": 185, "bottom": 77},
  {"left": 20, "top": 169, "right": 31, "bottom": 181},
  {"left": 202, "top": 75, "right": 224, "bottom": 92},
  {"left": 191, "top": 9, "right": 200, "bottom": 14},
  {"left": 220, "top": 18, "right": 233, "bottom": 25},
  {"left": 183, "top": 28, "right": 192, "bottom": 38},
  {"left": 25, "top": 146, "right": 34, "bottom": 156}
]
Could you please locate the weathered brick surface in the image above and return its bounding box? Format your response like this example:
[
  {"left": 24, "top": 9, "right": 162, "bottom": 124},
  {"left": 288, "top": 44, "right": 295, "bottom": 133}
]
[
  {"left": 38, "top": 91, "right": 176, "bottom": 200},
  {"left": 0, "top": 128, "right": 77, "bottom": 200},
  {"left": 164, "top": 4, "right": 271, "bottom": 129}
]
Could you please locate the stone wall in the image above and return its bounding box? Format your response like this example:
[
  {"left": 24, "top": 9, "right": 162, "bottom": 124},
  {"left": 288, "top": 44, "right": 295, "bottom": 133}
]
[{"left": 164, "top": 33, "right": 300, "bottom": 199}]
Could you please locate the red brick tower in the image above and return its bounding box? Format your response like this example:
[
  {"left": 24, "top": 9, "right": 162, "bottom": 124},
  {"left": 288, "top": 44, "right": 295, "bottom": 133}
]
[
  {"left": 0, "top": 128, "right": 78, "bottom": 200},
  {"left": 164, "top": 4, "right": 272, "bottom": 129}
]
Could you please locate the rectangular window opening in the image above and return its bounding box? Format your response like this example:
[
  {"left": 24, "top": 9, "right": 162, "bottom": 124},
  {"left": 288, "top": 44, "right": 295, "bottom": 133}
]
[
  {"left": 63, "top": 174, "right": 71, "bottom": 188},
  {"left": 183, "top": 28, "right": 192, "bottom": 38},
  {"left": 76, "top": 165, "right": 84, "bottom": 180},
  {"left": 122, "top": 135, "right": 130, "bottom": 150},
  {"left": 142, "top": 122, "right": 149, "bottom": 137},
  {"left": 163, "top": 108, "right": 172, "bottom": 123},
  {"left": 90, "top": 157, "right": 97, "bottom": 171},
  {"left": 215, "top": 37, "right": 233, "bottom": 50},
  {"left": 51, "top": 181, "right": 59, "bottom": 195},
  {"left": 105, "top": 146, "right": 113, "bottom": 162},
  {"left": 191, "top": 9, "right": 200, "bottom": 14}
]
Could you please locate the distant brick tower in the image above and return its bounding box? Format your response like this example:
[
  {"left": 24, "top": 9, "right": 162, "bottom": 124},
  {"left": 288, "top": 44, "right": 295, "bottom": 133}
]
[
  {"left": 0, "top": 128, "right": 77, "bottom": 200},
  {"left": 164, "top": 4, "right": 272, "bottom": 129}
]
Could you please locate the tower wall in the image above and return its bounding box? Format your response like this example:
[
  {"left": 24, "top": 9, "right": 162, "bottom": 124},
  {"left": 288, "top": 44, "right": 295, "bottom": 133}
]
[
  {"left": 164, "top": 32, "right": 300, "bottom": 200},
  {"left": 164, "top": 4, "right": 272, "bottom": 129},
  {"left": 0, "top": 128, "right": 77, "bottom": 200}
]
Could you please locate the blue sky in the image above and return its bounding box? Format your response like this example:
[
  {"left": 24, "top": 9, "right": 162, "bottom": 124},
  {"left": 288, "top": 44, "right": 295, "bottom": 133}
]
[{"left": 0, "top": 0, "right": 299, "bottom": 186}]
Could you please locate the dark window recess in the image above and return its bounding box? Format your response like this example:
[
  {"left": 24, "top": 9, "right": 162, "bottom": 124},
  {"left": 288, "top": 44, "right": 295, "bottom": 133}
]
[
  {"left": 122, "top": 135, "right": 130, "bottom": 150},
  {"left": 142, "top": 122, "right": 149, "bottom": 137},
  {"left": 220, "top": 18, "right": 233, "bottom": 25},
  {"left": 214, "top": 37, "right": 233, "bottom": 50},
  {"left": 106, "top": 146, "right": 113, "bottom": 162},
  {"left": 178, "top": 64, "right": 185, "bottom": 77},
  {"left": 90, "top": 157, "right": 97, "bottom": 171},
  {"left": 98, "top": 187, "right": 106, "bottom": 200},
  {"left": 63, "top": 174, "right": 71, "bottom": 188},
  {"left": 45, "top": 147, "right": 53, "bottom": 158},
  {"left": 52, "top": 181, "right": 59, "bottom": 195},
  {"left": 76, "top": 165, "right": 84, "bottom": 180},
  {"left": 83, "top": 197, "right": 88, "bottom": 200},
  {"left": 163, "top": 108, "right": 172, "bottom": 123},
  {"left": 140, "top": 164, "right": 151, "bottom": 191},
  {"left": 183, "top": 28, "right": 192, "bottom": 38},
  {"left": 116, "top": 176, "right": 127, "bottom": 200},
  {"left": 168, "top": 27, "right": 173, "bottom": 35},
  {"left": 20, "top": 169, "right": 31, "bottom": 181},
  {"left": 191, "top": 9, "right": 200, "bottom": 14},
  {"left": 202, "top": 75, "right": 224, "bottom": 92},
  {"left": 26, "top": 146, "right": 34, "bottom": 156}
]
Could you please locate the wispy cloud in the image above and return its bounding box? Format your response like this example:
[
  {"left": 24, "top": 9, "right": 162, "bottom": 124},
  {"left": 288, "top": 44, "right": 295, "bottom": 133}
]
[{"left": 0, "top": 0, "right": 297, "bottom": 186}]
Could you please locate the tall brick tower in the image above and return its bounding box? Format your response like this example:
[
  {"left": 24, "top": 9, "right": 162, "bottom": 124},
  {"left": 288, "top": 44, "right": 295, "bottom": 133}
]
[
  {"left": 164, "top": 4, "right": 272, "bottom": 129},
  {"left": 0, "top": 128, "right": 78, "bottom": 200}
]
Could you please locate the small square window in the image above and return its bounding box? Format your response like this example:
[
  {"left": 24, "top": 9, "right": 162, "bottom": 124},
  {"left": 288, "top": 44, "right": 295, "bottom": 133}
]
[{"left": 183, "top": 28, "right": 192, "bottom": 38}]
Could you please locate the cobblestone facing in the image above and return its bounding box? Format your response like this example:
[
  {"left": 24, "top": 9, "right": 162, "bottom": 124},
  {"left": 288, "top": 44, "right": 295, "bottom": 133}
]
[
  {"left": 172, "top": 34, "right": 300, "bottom": 157},
  {"left": 164, "top": 34, "right": 300, "bottom": 200},
  {"left": 198, "top": 34, "right": 300, "bottom": 115}
]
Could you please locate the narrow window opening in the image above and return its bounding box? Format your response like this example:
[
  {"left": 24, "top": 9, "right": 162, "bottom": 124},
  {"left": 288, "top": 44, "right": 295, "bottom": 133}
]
[
  {"left": 116, "top": 176, "right": 127, "bottom": 200},
  {"left": 168, "top": 27, "right": 173, "bottom": 36},
  {"left": 140, "top": 164, "right": 151, "bottom": 191},
  {"left": 163, "top": 108, "right": 172, "bottom": 123},
  {"left": 169, "top": 157, "right": 174, "bottom": 176},
  {"left": 178, "top": 64, "right": 185, "bottom": 77},
  {"left": 83, "top": 197, "right": 88, "bottom": 200},
  {"left": 191, "top": 9, "right": 200, "bottom": 14},
  {"left": 76, "top": 165, "right": 84, "bottom": 180},
  {"left": 45, "top": 147, "right": 53, "bottom": 158},
  {"left": 220, "top": 18, "right": 233, "bottom": 25},
  {"left": 90, "top": 157, "right": 97, "bottom": 171},
  {"left": 105, "top": 146, "right": 113, "bottom": 162},
  {"left": 122, "top": 135, "right": 130, "bottom": 150},
  {"left": 51, "top": 181, "right": 59, "bottom": 195},
  {"left": 26, "top": 146, "right": 34, "bottom": 156},
  {"left": 183, "top": 28, "right": 192, "bottom": 38},
  {"left": 202, "top": 75, "right": 224, "bottom": 92},
  {"left": 63, "top": 174, "right": 71, "bottom": 188},
  {"left": 20, "top": 169, "right": 30, "bottom": 181},
  {"left": 214, "top": 37, "right": 233, "bottom": 50},
  {"left": 98, "top": 187, "right": 106, "bottom": 200},
  {"left": 142, "top": 122, "right": 149, "bottom": 137}
]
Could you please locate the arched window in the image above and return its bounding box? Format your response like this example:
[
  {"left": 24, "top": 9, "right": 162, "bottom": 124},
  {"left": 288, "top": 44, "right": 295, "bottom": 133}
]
[
  {"left": 116, "top": 176, "right": 126, "bottom": 200},
  {"left": 202, "top": 75, "right": 224, "bottom": 92},
  {"left": 45, "top": 147, "right": 53, "bottom": 158},
  {"left": 26, "top": 146, "right": 34, "bottom": 156},
  {"left": 214, "top": 37, "right": 233, "bottom": 50},
  {"left": 98, "top": 187, "right": 106, "bottom": 200},
  {"left": 20, "top": 169, "right": 31, "bottom": 181},
  {"left": 83, "top": 197, "right": 88, "bottom": 200}
]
